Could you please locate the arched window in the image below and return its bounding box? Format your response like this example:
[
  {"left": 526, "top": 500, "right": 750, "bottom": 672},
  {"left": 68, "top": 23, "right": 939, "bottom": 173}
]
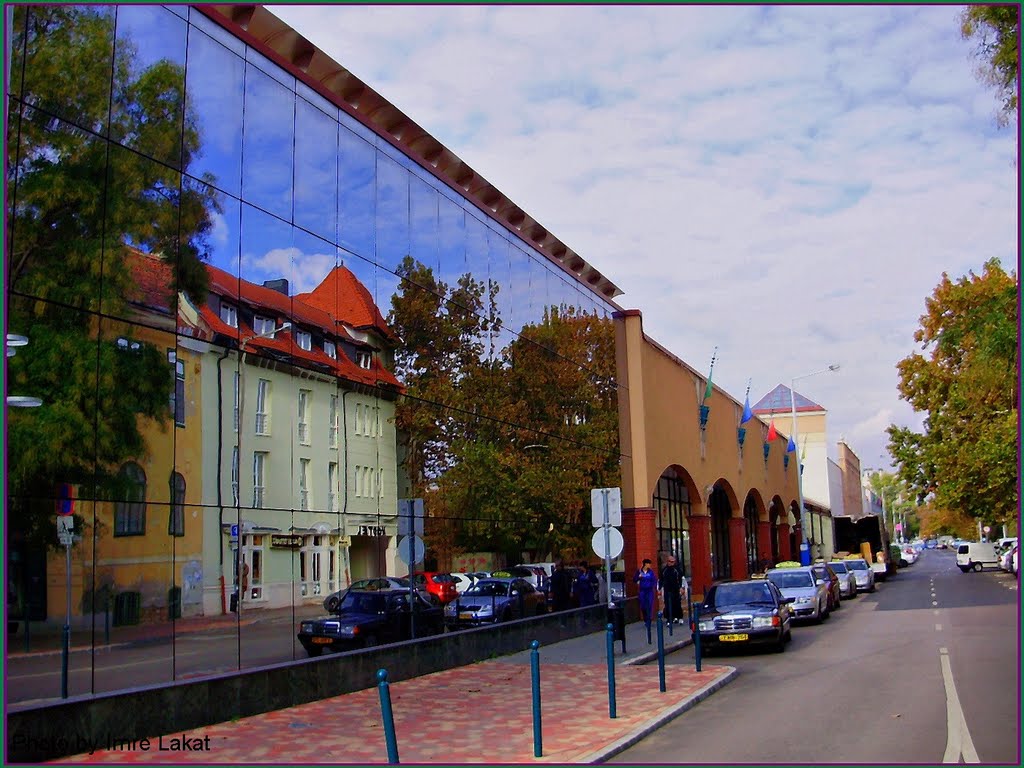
[
  {"left": 709, "top": 487, "right": 731, "bottom": 581},
  {"left": 653, "top": 468, "right": 691, "bottom": 575},
  {"left": 744, "top": 497, "right": 759, "bottom": 574},
  {"left": 169, "top": 472, "right": 185, "bottom": 536},
  {"left": 114, "top": 462, "right": 146, "bottom": 536}
]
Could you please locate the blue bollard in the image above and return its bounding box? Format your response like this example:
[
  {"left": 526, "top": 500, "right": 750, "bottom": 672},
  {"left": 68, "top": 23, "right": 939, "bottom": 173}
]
[
  {"left": 667, "top": 599, "right": 674, "bottom": 637},
  {"left": 693, "top": 604, "right": 702, "bottom": 673},
  {"left": 605, "top": 623, "right": 617, "bottom": 718},
  {"left": 656, "top": 611, "right": 666, "bottom": 693},
  {"left": 376, "top": 669, "right": 400, "bottom": 764},
  {"left": 530, "top": 640, "right": 542, "bottom": 757}
]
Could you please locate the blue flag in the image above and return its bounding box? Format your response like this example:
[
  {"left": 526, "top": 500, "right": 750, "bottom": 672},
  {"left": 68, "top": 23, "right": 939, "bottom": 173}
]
[
  {"left": 741, "top": 396, "right": 753, "bottom": 424},
  {"left": 787, "top": 435, "right": 796, "bottom": 453}
]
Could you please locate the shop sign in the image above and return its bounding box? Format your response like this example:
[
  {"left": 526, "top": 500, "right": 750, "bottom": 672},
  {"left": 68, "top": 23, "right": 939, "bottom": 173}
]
[
  {"left": 270, "top": 534, "right": 303, "bottom": 549},
  {"left": 358, "top": 525, "right": 386, "bottom": 537}
]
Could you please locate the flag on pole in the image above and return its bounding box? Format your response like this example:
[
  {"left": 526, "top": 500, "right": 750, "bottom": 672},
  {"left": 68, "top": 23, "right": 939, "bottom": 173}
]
[
  {"left": 787, "top": 435, "right": 796, "bottom": 453},
  {"left": 702, "top": 346, "right": 718, "bottom": 403},
  {"left": 801, "top": 435, "right": 807, "bottom": 460},
  {"left": 766, "top": 420, "right": 778, "bottom": 442},
  {"left": 740, "top": 395, "right": 753, "bottom": 424}
]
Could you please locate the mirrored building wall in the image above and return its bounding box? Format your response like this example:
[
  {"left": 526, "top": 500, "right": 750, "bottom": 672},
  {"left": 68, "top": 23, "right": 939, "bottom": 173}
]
[{"left": 5, "top": 4, "right": 621, "bottom": 696}]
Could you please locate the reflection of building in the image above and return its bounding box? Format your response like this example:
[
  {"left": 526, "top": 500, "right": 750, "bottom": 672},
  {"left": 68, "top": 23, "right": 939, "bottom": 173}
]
[{"left": 194, "top": 264, "right": 403, "bottom": 614}]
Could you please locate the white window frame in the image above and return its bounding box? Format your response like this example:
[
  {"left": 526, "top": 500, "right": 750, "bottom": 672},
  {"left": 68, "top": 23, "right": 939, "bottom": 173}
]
[
  {"left": 298, "top": 389, "right": 311, "bottom": 444},
  {"left": 378, "top": 468, "right": 385, "bottom": 499},
  {"left": 241, "top": 534, "right": 265, "bottom": 601},
  {"left": 299, "top": 457, "right": 311, "bottom": 510},
  {"left": 299, "top": 535, "right": 325, "bottom": 597},
  {"left": 324, "top": 340, "right": 336, "bottom": 360},
  {"left": 356, "top": 350, "right": 371, "bottom": 369},
  {"left": 231, "top": 446, "right": 240, "bottom": 506},
  {"left": 295, "top": 329, "right": 312, "bottom": 351},
  {"left": 253, "top": 315, "right": 276, "bottom": 337},
  {"left": 220, "top": 303, "right": 238, "bottom": 328},
  {"left": 354, "top": 403, "right": 362, "bottom": 436},
  {"left": 253, "top": 451, "right": 267, "bottom": 508},
  {"left": 328, "top": 462, "right": 339, "bottom": 512},
  {"left": 255, "top": 379, "right": 270, "bottom": 435},
  {"left": 329, "top": 395, "right": 339, "bottom": 448}
]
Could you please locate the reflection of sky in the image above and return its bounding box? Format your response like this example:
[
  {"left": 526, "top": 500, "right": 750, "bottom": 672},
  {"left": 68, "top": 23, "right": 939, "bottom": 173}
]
[{"left": 242, "top": 65, "right": 295, "bottom": 220}]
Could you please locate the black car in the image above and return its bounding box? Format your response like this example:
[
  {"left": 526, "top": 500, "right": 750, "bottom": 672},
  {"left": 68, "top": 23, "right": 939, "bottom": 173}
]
[
  {"left": 298, "top": 588, "right": 444, "bottom": 657},
  {"left": 695, "top": 579, "right": 793, "bottom": 654}
]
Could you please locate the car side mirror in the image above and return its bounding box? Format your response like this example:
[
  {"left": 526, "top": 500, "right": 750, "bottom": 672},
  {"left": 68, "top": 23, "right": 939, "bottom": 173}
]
[{"left": 781, "top": 597, "right": 795, "bottom": 604}]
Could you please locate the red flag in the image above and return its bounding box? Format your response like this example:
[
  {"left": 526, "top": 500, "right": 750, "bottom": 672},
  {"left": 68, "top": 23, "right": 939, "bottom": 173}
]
[{"left": 766, "top": 420, "right": 778, "bottom": 441}]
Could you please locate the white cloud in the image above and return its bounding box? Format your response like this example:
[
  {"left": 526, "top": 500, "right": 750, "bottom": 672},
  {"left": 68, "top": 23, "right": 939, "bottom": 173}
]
[{"left": 271, "top": 4, "right": 1017, "bottom": 473}]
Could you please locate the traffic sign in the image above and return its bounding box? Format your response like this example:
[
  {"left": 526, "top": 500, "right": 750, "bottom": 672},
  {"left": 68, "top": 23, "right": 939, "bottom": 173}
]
[
  {"left": 592, "top": 527, "right": 624, "bottom": 560},
  {"left": 591, "top": 487, "right": 622, "bottom": 527},
  {"left": 397, "top": 535, "right": 425, "bottom": 565},
  {"left": 56, "top": 483, "right": 75, "bottom": 516},
  {"left": 397, "top": 499, "right": 424, "bottom": 536},
  {"left": 983, "top": 525, "right": 991, "bottom": 533}
]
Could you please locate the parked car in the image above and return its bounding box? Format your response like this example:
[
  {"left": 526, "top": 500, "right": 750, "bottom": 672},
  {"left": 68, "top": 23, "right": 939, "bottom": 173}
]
[
  {"left": 407, "top": 571, "right": 460, "bottom": 604},
  {"left": 825, "top": 560, "right": 858, "bottom": 600},
  {"left": 299, "top": 588, "right": 444, "bottom": 657},
  {"left": 695, "top": 579, "right": 793, "bottom": 653},
  {"left": 997, "top": 537, "right": 1017, "bottom": 550},
  {"left": 494, "top": 565, "right": 549, "bottom": 592},
  {"left": 444, "top": 577, "right": 548, "bottom": 627},
  {"left": 765, "top": 566, "right": 830, "bottom": 623},
  {"left": 810, "top": 562, "right": 842, "bottom": 611},
  {"left": 449, "top": 573, "right": 476, "bottom": 594},
  {"left": 844, "top": 557, "right": 876, "bottom": 593},
  {"left": 322, "top": 576, "right": 428, "bottom": 613},
  {"left": 999, "top": 545, "right": 1017, "bottom": 572},
  {"left": 899, "top": 546, "right": 919, "bottom": 567},
  {"left": 957, "top": 542, "right": 1001, "bottom": 572}
]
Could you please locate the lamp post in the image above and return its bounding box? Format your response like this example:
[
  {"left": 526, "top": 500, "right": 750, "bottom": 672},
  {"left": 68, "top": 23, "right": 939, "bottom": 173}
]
[
  {"left": 790, "top": 364, "right": 839, "bottom": 564},
  {"left": 233, "top": 321, "right": 291, "bottom": 610}
]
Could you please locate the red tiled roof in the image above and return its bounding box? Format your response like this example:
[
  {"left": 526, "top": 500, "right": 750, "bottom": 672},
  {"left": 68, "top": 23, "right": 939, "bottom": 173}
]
[
  {"left": 296, "top": 265, "right": 399, "bottom": 344},
  {"left": 124, "top": 249, "right": 175, "bottom": 314}
]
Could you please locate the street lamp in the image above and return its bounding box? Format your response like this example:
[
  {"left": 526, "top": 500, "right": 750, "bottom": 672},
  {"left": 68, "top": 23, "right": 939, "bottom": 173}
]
[
  {"left": 5, "top": 334, "right": 43, "bottom": 407},
  {"left": 790, "top": 364, "right": 839, "bottom": 563},
  {"left": 233, "top": 321, "right": 291, "bottom": 610}
]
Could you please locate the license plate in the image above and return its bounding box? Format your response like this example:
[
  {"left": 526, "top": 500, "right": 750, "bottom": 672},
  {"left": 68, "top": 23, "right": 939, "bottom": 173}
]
[
  {"left": 719, "top": 633, "right": 749, "bottom": 642},
  {"left": 459, "top": 612, "right": 473, "bottom": 620},
  {"left": 311, "top": 636, "right": 333, "bottom": 645}
]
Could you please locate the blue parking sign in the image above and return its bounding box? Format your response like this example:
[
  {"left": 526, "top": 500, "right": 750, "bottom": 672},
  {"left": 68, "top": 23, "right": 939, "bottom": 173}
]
[{"left": 230, "top": 524, "right": 239, "bottom": 538}]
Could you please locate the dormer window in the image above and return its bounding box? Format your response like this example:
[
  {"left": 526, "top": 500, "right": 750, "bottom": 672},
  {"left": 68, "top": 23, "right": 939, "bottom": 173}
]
[
  {"left": 356, "top": 351, "right": 372, "bottom": 370},
  {"left": 220, "top": 303, "right": 238, "bottom": 328},
  {"left": 324, "top": 340, "right": 336, "bottom": 360},
  {"left": 253, "top": 315, "right": 276, "bottom": 337},
  {"left": 295, "top": 330, "right": 312, "bottom": 351}
]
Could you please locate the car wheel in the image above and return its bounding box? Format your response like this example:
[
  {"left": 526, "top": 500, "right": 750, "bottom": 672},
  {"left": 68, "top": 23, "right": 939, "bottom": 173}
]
[
  {"left": 324, "top": 595, "right": 340, "bottom": 613},
  {"left": 958, "top": 566, "right": 969, "bottom": 573},
  {"left": 784, "top": 628, "right": 793, "bottom": 643},
  {"left": 972, "top": 562, "right": 983, "bottom": 573},
  {"left": 774, "top": 635, "right": 786, "bottom": 653},
  {"left": 834, "top": 595, "right": 842, "bottom": 610},
  {"left": 363, "top": 634, "right": 379, "bottom": 648},
  {"left": 304, "top": 645, "right": 323, "bottom": 658}
]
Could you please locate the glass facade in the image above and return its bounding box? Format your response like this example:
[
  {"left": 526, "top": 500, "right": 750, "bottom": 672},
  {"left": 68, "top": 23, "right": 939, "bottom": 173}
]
[{"left": 5, "top": 5, "right": 619, "bottom": 701}]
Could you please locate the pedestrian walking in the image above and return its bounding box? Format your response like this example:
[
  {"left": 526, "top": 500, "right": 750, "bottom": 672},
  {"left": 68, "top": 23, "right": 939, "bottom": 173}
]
[
  {"left": 660, "top": 555, "right": 684, "bottom": 624},
  {"left": 575, "top": 561, "right": 596, "bottom": 607},
  {"left": 634, "top": 558, "right": 657, "bottom": 632},
  {"left": 549, "top": 560, "right": 572, "bottom": 612}
]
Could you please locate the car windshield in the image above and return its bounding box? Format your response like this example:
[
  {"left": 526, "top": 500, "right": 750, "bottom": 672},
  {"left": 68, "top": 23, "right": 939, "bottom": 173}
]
[
  {"left": 340, "top": 592, "right": 386, "bottom": 613},
  {"left": 709, "top": 583, "right": 774, "bottom": 607},
  {"left": 827, "top": 562, "right": 848, "bottom": 573},
  {"left": 464, "top": 581, "right": 510, "bottom": 598},
  {"left": 846, "top": 560, "right": 868, "bottom": 571},
  {"left": 767, "top": 571, "right": 814, "bottom": 589}
]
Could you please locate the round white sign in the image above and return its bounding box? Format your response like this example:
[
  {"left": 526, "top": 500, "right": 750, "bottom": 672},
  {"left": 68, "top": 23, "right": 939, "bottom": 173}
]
[
  {"left": 397, "top": 535, "right": 425, "bottom": 565},
  {"left": 983, "top": 526, "right": 991, "bottom": 533},
  {"left": 592, "top": 527, "right": 624, "bottom": 560}
]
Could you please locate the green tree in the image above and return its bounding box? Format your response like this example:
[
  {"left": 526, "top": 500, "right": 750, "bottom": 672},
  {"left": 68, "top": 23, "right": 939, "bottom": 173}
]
[
  {"left": 960, "top": 5, "right": 1020, "bottom": 126},
  {"left": 887, "top": 259, "right": 1018, "bottom": 530},
  {"left": 6, "top": 6, "right": 218, "bottom": 546}
]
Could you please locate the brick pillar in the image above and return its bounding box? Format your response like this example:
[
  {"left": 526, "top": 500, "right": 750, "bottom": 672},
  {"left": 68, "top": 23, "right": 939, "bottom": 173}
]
[
  {"left": 777, "top": 523, "right": 791, "bottom": 561},
  {"left": 622, "top": 507, "right": 657, "bottom": 598},
  {"left": 756, "top": 521, "right": 772, "bottom": 570},
  {"left": 728, "top": 517, "right": 748, "bottom": 581},
  {"left": 688, "top": 515, "right": 711, "bottom": 599}
]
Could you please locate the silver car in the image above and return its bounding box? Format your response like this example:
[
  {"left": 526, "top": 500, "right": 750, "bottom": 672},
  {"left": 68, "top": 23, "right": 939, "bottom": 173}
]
[
  {"left": 826, "top": 560, "right": 858, "bottom": 600},
  {"left": 765, "top": 567, "right": 830, "bottom": 623},
  {"left": 842, "top": 558, "right": 876, "bottom": 593}
]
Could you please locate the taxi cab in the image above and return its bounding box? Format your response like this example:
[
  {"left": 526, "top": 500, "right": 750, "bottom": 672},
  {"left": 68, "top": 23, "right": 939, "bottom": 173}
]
[
  {"left": 695, "top": 579, "right": 793, "bottom": 654},
  {"left": 764, "top": 565, "right": 831, "bottom": 623}
]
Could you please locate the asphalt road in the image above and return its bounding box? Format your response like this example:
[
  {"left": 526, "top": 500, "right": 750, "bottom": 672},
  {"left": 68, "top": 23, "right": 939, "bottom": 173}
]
[
  {"left": 610, "top": 548, "right": 1020, "bottom": 765},
  {"left": 6, "top": 611, "right": 321, "bottom": 705}
]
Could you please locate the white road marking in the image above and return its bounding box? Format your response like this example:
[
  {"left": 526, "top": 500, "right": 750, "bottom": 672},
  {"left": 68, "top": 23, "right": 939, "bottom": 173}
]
[{"left": 940, "top": 649, "right": 980, "bottom": 763}]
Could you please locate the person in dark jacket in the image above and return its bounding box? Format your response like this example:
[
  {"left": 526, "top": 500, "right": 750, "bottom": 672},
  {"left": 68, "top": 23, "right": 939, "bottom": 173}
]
[
  {"left": 660, "top": 555, "right": 684, "bottom": 624},
  {"left": 549, "top": 560, "right": 572, "bottom": 611},
  {"left": 634, "top": 558, "right": 657, "bottom": 632},
  {"left": 575, "top": 561, "right": 596, "bottom": 607}
]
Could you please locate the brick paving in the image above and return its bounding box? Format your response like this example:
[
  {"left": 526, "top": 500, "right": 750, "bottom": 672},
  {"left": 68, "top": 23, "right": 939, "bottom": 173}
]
[{"left": 54, "top": 660, "right": 733, "bottom": 765}]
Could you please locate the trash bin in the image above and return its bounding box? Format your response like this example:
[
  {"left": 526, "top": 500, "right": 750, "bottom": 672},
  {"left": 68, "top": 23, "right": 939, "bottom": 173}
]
[
  {"left": 229, "top": 590, "right": 239, "bottom": 613},
  {"left": 167, "top": 586, "right": 182, "bottom": 620},
  {"left": 606, "top": 602, "right": 626, "bottom": 643}
]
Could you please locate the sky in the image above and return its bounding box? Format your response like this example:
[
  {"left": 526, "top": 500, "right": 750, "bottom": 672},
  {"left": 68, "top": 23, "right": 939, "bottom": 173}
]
[{"left": 269, "top": 4, "right": 1018, "bottom": 474}]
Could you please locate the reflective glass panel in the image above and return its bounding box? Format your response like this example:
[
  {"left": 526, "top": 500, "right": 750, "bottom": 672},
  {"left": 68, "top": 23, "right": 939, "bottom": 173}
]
[{"left": 241, "top": 64, "right": 294, "bottom": 220}]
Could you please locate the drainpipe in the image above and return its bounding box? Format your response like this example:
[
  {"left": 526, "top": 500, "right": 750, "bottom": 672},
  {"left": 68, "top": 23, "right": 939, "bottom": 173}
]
[
  {"left": 215, "top": 344, "right": 232, "bottom": 614},
  {"left": 341, "top": 388, "right": 352, "bottom": 587}
]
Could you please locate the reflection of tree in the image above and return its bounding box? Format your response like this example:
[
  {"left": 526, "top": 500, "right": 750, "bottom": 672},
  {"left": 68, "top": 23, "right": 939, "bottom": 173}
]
[
  {"left": 390, "top": 258, "right": 619, "bottom": 564},
  {"left": 6, "top": 6, "right": 218, "bottom": 546}
]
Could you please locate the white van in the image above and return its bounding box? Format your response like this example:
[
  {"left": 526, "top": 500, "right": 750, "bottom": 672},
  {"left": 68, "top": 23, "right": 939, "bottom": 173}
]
[{"left": 956, "top": 542, "right": 1001, "bottom": 572}]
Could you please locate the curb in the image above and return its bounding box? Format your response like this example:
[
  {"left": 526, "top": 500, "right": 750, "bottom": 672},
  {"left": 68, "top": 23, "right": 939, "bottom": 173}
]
[
  {"left": 576, "top": 665, "right": 740, "bottom": 764},
  {"left": 621, "top": 636, "right": 693, "bottom": 667}
]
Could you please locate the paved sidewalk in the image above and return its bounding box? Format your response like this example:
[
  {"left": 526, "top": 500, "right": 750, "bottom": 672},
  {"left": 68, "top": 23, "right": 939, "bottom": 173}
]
[{"left": 53, "top": 620, "right": 737, "bottom": 765}]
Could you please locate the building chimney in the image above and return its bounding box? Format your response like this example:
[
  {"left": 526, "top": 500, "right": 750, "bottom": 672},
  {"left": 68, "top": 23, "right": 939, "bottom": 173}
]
[{"left": 262, "top": 278, "right": 289, "bottom": 295}]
